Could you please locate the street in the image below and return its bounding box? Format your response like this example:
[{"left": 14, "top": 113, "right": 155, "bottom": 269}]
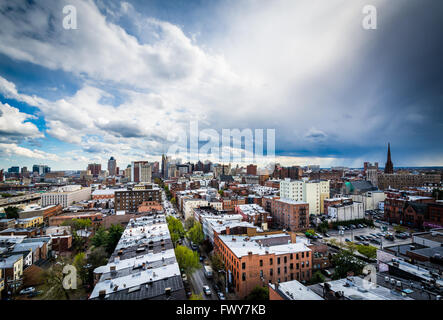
[{"left": 163, "top": 193, "right": 218, "bottom": 300}]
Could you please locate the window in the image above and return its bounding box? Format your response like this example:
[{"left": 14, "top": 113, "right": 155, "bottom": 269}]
[
  {"left": 306, "top": 252, "right": 309, "bottom": 258},
  {"left": 284, "top": 256, "right": 287, "bottom": 263},
  {"left": 242, "top": 262, "right": 246, "bottom": 269},
  {"left": 270, "top": 258, "right": 273, "bottom": 265},
  {"left": 270, "top": 268, "right": 273, "bottom": 276},
  {"left": 277, "top": 257, "right": 281, "bottom": 264},
  {"left": 242, "top": 273, "right": 246, "bottom": 281},
  {"left": 278, "top": 267, "right": 281, "bottom": 275},
  {"left": 296, "top": 263, "right": 299, "bottom": 270},
  {"left": 302, "top": 252, "right": 304, "bottom": 258},
  {"left": 259, "top": 260, "right": 263, "bottom": 267}
]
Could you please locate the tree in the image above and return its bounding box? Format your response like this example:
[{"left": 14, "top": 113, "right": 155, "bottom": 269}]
[
  {"left": 41, "top": 257, "right": 74, "bottom": 300},
  {"left": 5, "top": 206, "right": 19, "bottom": 219},
  {"left": 72, "top": 232, "right": 86, "bottom": 252},
  {"left": 91, "top": 226, "right": 109, "bottom": 248},
  {"left": 106, "top": 224, "right": 124, "bottom": 254},
  {"left": 167, "top": 216, "right": 185, "bottom": 238},
  {"left": 174, "top": 245, "right": 200, "bottom": 274},
  {"left": 88, "top": 246, "right": 108, "bottom": 268},
  {"left": 318, "top": 221, "right": 329, "bottom": 234},
  {"left": 246, "top": 286, "right": 269, "bottom": 300},
  {"left": 357, "top": 244, "right": 377, "bottom": 259},
  {"left": 309, "top": 271, "right": 325, "bottom": 284},
  {"left": 73, "top": 252, "right": 88, "bottom": 285},
  {"left": 189, "top": 293, "right": 203, "bottom": 300},
  {"left": 218, "top": 190, "right": 224, "bottom": 197},
  {"left": 345, "top": 241, "right": 358, "bottom": 254},
  {"left": 332, "top": 249, "right": 366, "bottom": 279},
  {"left": 210, "top": 253, "right": 225, "bottom": 272},
  {"left": 188, "top": 221, "right": 204, "bottom": 245},
  {"left": 170, "top": 197, "right": 176, "bottom": 205},
  {"left": 185, "top": 217, "right": 195, "bottom": 230}
]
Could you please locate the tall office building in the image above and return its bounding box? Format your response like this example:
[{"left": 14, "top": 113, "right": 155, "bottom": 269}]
[
  {"left": 161, "top": 154, "right": 168, "bottom": 179},
  {"left": 87, "top": 163, "right": 102, "bottom": 176},
  {"left": 131, "top": 161, "right": 152, "bottom": 183},
  {"left": 32, "top": 164, "right": 50, "bottom": 175},
  {"left": 108, "top": 156, "right": 117, "bottom": 176}
]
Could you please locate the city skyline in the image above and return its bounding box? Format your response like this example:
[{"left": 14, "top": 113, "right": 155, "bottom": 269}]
[{"left": 1, "top": 0, "right": 443, "bottom": 171}]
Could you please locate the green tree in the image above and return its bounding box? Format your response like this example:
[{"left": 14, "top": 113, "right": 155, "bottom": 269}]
[
  {"left": 72, "top": 232, "right": 86, "bottom": 252},
  {"left": 210, "top": 252, "right": 225, "bottom": 272},
  {"left": 309, "top": 271, "right": 325, "bottom": 284},
  {"left": 167, "top": 216, "right": 185, "bottom": 238},
  {"left": 170, "top": 197, "right": 176, "bottom": 205},
  {"left": 189, "top": 293, "right": 203, "bottom": 300},
  {"left": 73, "top": 252, "right": 88, "bottom": 285},
  {"left": 356, "top": 244, "right": 377, "bottom": 259},
  {"left": 91, "top": 226, "right": 109, "bottom": 248},
  {"left": 218, "top": 190, "right": 224, "bottom": 197},
  {"left": 185, "top": 217, "right": 195, "bottom": 230},
  {"left": 332, "top": 249, "right": 366, "bottom": 279},
  {"left": 106, "top": 224, "right": 124, "bottom": 254},
  {"left": 5, "top": 206, "right": 19, "bottom": 219},
  {"left": 246, "top": 286, "right": 269, "bottom": 300},
  {"left": 318, "top": 221, "right": 329, "bottom": 233},
  {"left": 174, "top": 245, "right": 200, "bottom": 274},
  {"left": 41, "top": 257, "right": 73, "bottom": 300},
  {"left": 188, "top": 221, "right": 204, "bottom": 245},
  {"left": 87, "top": 246, "right": 109, "bottom": 270}
]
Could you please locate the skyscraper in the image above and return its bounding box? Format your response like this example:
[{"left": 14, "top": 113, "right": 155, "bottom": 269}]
[
  {"left": 108, "top": 156, "right": 117, "bottom": 176},
  {"left": 161, "top": 154, "right": 168, "bottom": 179},
  {"left": 384, "top": 143, "right": 394, "bottom": 174}
]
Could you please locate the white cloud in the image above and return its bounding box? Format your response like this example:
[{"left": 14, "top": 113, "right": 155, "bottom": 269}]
[
  {"left": 0, "top": 102, "right": 44, "bottom": 142},
  {"left": 0, "top": 143, "right": 60, "bottom": 161}
]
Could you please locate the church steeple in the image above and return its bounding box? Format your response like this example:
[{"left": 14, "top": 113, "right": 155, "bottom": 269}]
[{"left": 384, "top": 142, "right": 394, "bottom": 174}]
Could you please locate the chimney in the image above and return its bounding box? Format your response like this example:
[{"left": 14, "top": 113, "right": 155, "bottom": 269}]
[{"left": 226, "top": 226, "right": 230, "bottom": 235}]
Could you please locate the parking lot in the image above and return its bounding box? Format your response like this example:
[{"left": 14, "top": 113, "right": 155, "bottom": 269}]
[{"left": 325, "top": 222, "right": 413, "bottom": 249}]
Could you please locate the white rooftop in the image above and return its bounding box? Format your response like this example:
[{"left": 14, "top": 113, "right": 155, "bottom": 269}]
[
  {"left": 270, "top": 280, "right": 323, "bottom": 300},
  {"left": 218, "top": 234, "right": 310, "bottom": 258}
]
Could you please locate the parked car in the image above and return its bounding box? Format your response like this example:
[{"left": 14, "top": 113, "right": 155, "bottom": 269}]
[
  {"left": 27, "top": 290, "right": 42, "bottom": 298},
  {"left": 213, "top": 284, "right": 221, "bottom": 293},
  {"left": 185, "top": 287, "right": 192, "bottom": 298},
  {"left": 322, "top": 269, "right": 332, "bottom": 277},
  {"left": 355, "top": 235, "right": 363, "bottom": 241},
  {"left": 217, "top": 292, "right": 226, "bottom": 300},
  {"left": 19, "top": 287, "right": 35, "bottom": 295},
  {"left": 203, "top": 285, "right": 212, "bottom": 296},
  {"left": 345, "top": 238, "right": 351, "bottom": 242},
  {"left": 324, "top": 233, "right": 330, "bottom": 237}
]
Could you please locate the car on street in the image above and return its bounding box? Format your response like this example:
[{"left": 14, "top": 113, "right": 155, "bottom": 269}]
[
  {"left": 27, "top": 290, "right": 42, "bottom": 298},
  {"left": 324, "top": 233, "right": 330, "bottom": 237},
  {"left": 217, "top": 292, "right": 226, "bottom": 300},
  {"left": 345, "top": 238, "right": 351, "bottom": 242},
  {"left": 203, "top": 285, "right": 212, "bottom": 296},
  {"left": 322, "top": 269, "right": 332, "bottom": 277},
  {"left": 19, "top": 287, "right": 35, "bottom": 295}
]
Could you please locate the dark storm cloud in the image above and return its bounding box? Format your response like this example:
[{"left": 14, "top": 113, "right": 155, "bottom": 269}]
[{"left": 276, "top": 1, "right": 443, "bottom": 165}]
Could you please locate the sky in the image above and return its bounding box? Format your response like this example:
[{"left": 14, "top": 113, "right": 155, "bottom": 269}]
[{"left": 0, "top": 0, "right": 442, "bottom": 171}]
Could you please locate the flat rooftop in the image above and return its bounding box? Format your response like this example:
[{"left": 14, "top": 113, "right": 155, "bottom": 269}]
[
  {"left": 218, "top": 234, "right": 310, "bottom": 258},
  {"left": 270, "top": 280, "right": 323, "bottom": 300},
  {"left": 314, "top": 276, "right": 413, "bottom": 300}
]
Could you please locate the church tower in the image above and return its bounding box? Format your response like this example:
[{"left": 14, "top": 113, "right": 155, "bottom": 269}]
[{"left": 384, "top": 143, "right": 394, "bottom": 174}]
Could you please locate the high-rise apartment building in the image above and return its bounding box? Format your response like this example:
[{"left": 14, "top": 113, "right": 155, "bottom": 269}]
[
  {"left": 131, "top": 161, "right": 152, "bottom": 183},
  {"left": 279, "top": 179, "right": 330, "bottom": 215}
]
